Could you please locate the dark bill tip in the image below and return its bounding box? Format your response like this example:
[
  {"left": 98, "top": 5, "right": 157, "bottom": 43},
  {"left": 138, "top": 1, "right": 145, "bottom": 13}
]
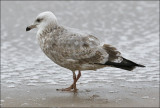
[{"left": 26, "top": 27, "right": 31, "bottom": 31}]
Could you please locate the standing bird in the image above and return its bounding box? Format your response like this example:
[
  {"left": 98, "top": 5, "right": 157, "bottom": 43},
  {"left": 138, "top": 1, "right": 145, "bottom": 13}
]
[{"left": 26, "top": 11, "right": 145, "bottom": 92}]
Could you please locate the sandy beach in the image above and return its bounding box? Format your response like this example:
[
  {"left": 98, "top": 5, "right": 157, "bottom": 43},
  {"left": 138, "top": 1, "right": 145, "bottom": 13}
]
[
  {"left": 1, "top": 1, "right": 159, "bottom": 107},
  {"left": 1, "top": 81, "right": 159, "bottom": 107}
]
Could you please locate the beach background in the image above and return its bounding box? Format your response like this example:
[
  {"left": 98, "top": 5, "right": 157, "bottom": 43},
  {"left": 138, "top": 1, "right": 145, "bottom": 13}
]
[{"left": 1, "top": 1, "right": 159, "bottom": 107}]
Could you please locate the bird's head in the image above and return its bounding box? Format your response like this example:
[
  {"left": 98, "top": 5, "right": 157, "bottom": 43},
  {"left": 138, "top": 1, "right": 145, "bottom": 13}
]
[{"left": 26, "top": 11, "right": 57, "bottom": 31}]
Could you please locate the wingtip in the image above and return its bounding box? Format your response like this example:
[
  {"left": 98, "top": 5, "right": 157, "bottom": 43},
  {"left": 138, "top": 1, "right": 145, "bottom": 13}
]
[{"left": 137, "top": 64, "right": 145, "bottom": 67}]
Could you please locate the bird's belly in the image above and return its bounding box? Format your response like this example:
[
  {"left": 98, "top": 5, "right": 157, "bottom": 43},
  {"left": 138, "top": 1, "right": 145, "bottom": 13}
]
[
  {"left": 80, "top": 64, "right": 105, "bottom": 71},
  {"left": 43, "top": 48, "right": 63, "bottom": 65},
  {"left": 41, "top": 47, "right": 76, "bottom": 69}
]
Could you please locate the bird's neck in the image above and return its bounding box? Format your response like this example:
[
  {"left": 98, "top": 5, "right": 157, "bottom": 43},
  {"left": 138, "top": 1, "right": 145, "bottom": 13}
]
[{"left": 37, "top": 23, "right": 58, "bottom": 36}]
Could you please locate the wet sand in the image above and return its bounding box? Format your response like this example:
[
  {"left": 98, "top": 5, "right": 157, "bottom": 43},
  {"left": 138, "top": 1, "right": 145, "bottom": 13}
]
[{"left": 1, "top": 82, "right": 159, "bottom": 107}]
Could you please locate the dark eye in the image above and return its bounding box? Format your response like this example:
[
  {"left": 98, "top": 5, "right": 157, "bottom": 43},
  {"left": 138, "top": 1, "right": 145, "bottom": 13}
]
[{"left": 36, "top": 18, "right": 42, "bottom": 22}]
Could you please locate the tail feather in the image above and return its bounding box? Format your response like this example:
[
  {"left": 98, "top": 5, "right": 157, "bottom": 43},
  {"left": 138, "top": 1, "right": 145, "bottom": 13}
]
[{"left": 101, "top": 57, "right": 145, "bottom": 71}]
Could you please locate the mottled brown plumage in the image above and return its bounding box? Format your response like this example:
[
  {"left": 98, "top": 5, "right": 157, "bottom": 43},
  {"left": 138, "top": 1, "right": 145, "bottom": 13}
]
[
  {"left": 103, "top": 44, "right": 122, "bottom": 62},
  {"left": 26, "top": 11, "right": 145, "bottom": 92}
]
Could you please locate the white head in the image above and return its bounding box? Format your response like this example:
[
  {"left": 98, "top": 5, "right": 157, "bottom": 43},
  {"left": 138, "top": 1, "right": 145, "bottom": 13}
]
[{"left": 26, "top": 11, "right": 57, "bottom": 31}]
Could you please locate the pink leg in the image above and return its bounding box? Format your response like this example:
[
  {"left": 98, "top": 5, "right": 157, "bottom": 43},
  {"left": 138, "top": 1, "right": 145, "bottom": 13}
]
[
  {"left": 57, "top": 70, "right": 81, "bottom": 92},
  {"left": 76, "top": 70, "right": 81, "bottom": 82}
]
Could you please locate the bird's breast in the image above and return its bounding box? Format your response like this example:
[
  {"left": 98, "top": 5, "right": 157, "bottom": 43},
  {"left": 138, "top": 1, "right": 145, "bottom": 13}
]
[
  {"left": 37, "top": 33, "right": 57, "bottom": 58},
  {"left": 37, "top": 33, "right": 70, "bottom": 68}
]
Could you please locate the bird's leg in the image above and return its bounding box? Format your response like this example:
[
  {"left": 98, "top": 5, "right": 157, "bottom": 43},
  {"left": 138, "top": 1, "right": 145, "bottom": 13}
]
[
  {"left": 76, "top": 70, "right": 81, "bottom": 82},
  {"left": 57, "top": 71, "right": 76, "bottom": 91},
  {"left": 72, "top": 71, "right": 78, "bottom": 92},
  {"left": 57, "top": 70, "right": 81, "bottom": 92},
  {"left": 63, "top": 70, "right": 81, "bottom": 92},
  {"left": 72, "top": 70, "right": 81, "bottom": 92}
]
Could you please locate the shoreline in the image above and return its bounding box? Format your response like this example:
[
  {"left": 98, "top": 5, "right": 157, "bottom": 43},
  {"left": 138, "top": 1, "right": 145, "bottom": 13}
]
[{"left": 1, "top": 82, "right": 159, "bottom": 107}]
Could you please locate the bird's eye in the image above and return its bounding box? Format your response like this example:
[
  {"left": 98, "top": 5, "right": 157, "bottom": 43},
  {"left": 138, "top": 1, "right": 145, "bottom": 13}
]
[{"left": 36, "top": 18, "right": 41, "bottom": 22}]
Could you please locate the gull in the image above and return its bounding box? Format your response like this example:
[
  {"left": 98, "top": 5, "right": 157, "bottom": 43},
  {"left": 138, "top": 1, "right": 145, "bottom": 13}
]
[{"left": 26, "top": 11, "right": 145, "bottom": 92}]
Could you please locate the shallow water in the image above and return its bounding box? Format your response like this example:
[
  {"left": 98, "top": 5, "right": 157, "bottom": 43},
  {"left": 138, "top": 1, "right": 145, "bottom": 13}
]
[{"left": 1, "top": 1, "right": 159, "bottom": 107}]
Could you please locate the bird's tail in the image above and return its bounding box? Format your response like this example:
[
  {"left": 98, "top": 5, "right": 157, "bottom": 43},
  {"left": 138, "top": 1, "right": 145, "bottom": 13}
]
[{"left": 101, "top": 57, "right": 145, "bottom": 71}]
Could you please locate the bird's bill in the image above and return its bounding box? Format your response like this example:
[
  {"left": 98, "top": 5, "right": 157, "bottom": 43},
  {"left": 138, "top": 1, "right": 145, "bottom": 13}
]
[{"left": 26, "top": 24, "right": 36, "bottom": 31}]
